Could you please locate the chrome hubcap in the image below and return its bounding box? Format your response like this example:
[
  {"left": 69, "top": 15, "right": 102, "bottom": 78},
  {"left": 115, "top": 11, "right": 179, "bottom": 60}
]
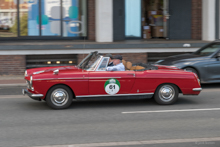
[
  {"left": 159, "top": 85, "right": 175, "bottom": 102},
  {"left": 51, "top": 88, "right": 69, "bottom": 106}
]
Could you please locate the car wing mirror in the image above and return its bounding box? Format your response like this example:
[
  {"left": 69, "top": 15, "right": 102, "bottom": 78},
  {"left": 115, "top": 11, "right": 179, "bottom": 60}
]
[{"left": 216, "top": 52, "right": 220, "bottom": 58}]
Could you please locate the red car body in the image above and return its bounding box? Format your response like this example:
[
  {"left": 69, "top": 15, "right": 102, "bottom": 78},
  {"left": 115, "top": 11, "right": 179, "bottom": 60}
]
[{"left": 22, "top": 52, "right": 202, "bottom": 109}]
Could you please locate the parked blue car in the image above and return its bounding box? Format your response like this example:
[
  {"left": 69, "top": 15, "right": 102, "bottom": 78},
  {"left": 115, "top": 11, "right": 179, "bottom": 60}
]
[{"left": 155, "top": 41, "right": 220, "bottom": 84}]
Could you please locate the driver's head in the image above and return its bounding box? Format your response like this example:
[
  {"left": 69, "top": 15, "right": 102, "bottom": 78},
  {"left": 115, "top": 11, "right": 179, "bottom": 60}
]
[
  {"left": 105, "top": 53, "right": 113, "bottom": 63},
  {"left": 112, "top": 55, "right": 123, "bottom": 65}
]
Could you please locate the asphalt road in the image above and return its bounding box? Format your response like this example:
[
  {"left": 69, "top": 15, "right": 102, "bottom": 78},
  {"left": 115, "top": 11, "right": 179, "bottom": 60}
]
[{"left": 0, "top": 84, "right": 219, "bottom": 147}]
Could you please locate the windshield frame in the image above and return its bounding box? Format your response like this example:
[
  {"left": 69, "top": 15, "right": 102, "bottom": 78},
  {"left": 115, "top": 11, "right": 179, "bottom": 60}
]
[
  {"left": 96, "top": 57, "right": 110, "bottom": 71},
  {"left": 77, "top": 51, "right": 99, "bottom": 70},
  {"left": 77, "top": 53, "right": 92, "bottom": 68},
  {"left": 86, "top": 55, "right": 103, "bottom": 71},
  {"left": 77, "top": 51, "right": 108, "bottom": 71}
]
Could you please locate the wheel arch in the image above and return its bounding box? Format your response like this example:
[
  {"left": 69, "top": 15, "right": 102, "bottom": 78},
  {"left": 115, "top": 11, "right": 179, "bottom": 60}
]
[
  {"left": 182, "top": 66, "right": 200, "bottom": 78},
  {"left": 45, "top": 84, "right": 76, "bottom": 100},
  {"left": 155, "top": 83, "right": 182, "bottom": 94}
]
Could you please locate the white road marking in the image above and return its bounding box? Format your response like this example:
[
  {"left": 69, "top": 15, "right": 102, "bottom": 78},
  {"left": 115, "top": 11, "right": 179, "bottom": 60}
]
[
  {"left": 122, "top": 108, "right": 220, "bottom": 114},
  {"left": 0, "top": 84, "right": 26, "bottom": 87},
  {"left": 202, "top": 88, "right": 220, "bottom": 92},
  {"left": 0, "top": 95, "right": 28, "bottom": 99},
  {"left": 32, "top": 137, "right": 220, "bottom": 147}
]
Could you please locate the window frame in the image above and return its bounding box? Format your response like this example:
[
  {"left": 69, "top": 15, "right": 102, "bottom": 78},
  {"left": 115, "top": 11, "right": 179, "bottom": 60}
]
[{"left": 0, "top": 0, "right": 88, "bottom": 40}]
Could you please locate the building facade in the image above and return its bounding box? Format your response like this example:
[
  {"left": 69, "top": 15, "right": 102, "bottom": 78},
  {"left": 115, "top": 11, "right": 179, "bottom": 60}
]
[{"left": 0, "top": 0, "right": 218, "bottom": 75}]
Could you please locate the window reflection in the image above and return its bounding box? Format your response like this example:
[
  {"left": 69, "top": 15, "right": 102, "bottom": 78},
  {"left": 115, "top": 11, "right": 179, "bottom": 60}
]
[
  {"left": 0, "top": 0, "right": 87, "bottom": 37},
  {"left": 19, "top": 0, "right": 39, "bottom": 36},
  {"left": 62, "top": 0, "right": 87, "bottom": 37},
  {"left": 41, "top": 0, "right": 61, "bottom": 36},
  {"left": 125, "top": 0, "right": 141, "bottom": 37},
  {"left": 0, "top": 0, "right": 17, "bottom": 37},
  {"left": 41, "top": 0, "right": 87, "bottom": 37}
]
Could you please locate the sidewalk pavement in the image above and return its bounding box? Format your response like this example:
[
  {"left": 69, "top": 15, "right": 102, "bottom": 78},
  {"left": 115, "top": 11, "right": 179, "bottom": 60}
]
[{"left": 0, "top": 75, "right": 26, "bottom": 87}]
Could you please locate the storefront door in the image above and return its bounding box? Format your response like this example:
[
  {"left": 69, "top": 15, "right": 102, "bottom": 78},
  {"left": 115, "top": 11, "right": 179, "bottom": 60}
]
[
  {"left": 168, "top": 0, "right": 192, "bottom": 39},
  {"left": 113, "top": 0, "right": 125, "bottom": 41},
  {"left": 141, "top": 0, "right": 192, "bottom": 40}
]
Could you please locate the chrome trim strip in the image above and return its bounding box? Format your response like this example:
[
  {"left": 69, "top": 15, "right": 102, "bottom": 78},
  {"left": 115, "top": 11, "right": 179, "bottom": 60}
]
[
  {"left": 94, "top": 56, "right": 104, "bottom": 71},
  {"left": 33, "top": 70, "right": 45, "bottom": 75},
  {"left": 33, "top": 78, "right": 86, "bottom": 81},
  {"left": 88, "top": 77, "right": 122, "bottom": 79},
  {"left": 76, "top": 93, "right": 154, "bottom": 98},
  {"left": 193, "top": 88, "right": 202, "bottom": 91},
  {"left": 31, "top": 94, "right": 44, "bottom": 97},
  {"left": 33, "top": 77, "right": 122, "bottom": 81}
]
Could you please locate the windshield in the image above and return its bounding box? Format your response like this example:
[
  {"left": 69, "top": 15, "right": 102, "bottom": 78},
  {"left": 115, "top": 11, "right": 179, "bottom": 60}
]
[
  {"left": 77, "top": 53, "right": 92, "bottom": 68},
  {"left": 77, "top": 51, "right": 102, "bottom": 70},
  {"left": 85, "top": 55, "right": 102, "bottom": 71},
  {"left": 193, "top": 43, "right": 220, "bottom": 56}
]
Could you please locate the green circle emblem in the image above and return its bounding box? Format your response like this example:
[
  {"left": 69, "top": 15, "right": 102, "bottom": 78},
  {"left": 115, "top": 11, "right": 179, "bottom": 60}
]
[{"left": 104, "top": 79, "right": 121, "bottom": 95}]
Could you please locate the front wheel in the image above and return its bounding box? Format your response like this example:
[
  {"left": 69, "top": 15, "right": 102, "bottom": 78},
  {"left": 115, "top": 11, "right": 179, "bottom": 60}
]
[
  {"left": 154, "top": 84, "right": 179, "bottom": 105},
  {"left": 46, "top": 85, "right": 73, "bottom": 109},
  {"left": 183, "top": 67, "right": 199, "bottom": 78}
]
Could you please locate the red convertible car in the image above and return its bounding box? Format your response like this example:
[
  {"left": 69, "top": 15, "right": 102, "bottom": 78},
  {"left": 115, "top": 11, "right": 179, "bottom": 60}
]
[{"left": 22, "top": 51, "right": 202, "bottom": 109}]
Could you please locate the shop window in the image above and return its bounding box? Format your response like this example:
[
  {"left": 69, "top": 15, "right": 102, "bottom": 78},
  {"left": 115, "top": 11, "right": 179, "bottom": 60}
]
[
  {"left": 125, "top": 0, "right": 141, "bottom": 38},
  {"left": 41, "top": 0, "right": 61, "bottom": 36},
  {"left": 19, "top": 0, "right": 40, "bottom": 36},
  {"left": 0, "top": 0, "right": 87, "bottom": 38},
  {"left": 62, "top": 0, "right": 87, "bottom": 37},
  {"left": 40, "top": 0, "right": 87, "bottom": 37},
  {"left": 0, "top": 0, "right": 18, "bottom": 37},
  {"left": 142, "top": 0, "right": 166, "bottom": 39}
]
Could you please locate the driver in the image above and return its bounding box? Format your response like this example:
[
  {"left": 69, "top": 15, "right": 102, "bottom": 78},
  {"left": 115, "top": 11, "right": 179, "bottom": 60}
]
[
  {"left": 106, "top": 55, "right": 125, "bottom": 71},
  {"left": 105, "top": 53, "right": 114, "bottom": 66}
]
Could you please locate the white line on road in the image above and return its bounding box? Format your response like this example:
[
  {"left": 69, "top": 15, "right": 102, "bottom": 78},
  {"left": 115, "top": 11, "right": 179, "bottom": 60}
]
[
  {"left": 0, "top": 95, "right": 28, "bottom": 99},
  {"left": 0, "top": 84, "right": 26, "bottom": 87},
  {"left": 122, "top": 108, "right": 220, "bottom": 114},
  {"left": 202, "top": 88, "right": 220, "bottom": 92},
  {"left": 32, "top": 137, "right": 220, "bottom": 147}
]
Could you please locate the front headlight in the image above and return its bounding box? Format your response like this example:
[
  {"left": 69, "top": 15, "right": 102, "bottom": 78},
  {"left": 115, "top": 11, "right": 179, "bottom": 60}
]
[
  {"left": 30, "top": 76, "right": 32, "bottom": 86},
  {"left": 24, "top": 70, "right": 27, "bottom": 77},
  {"left": 29, "top": 76, "right": 34, "bottom": 91}
]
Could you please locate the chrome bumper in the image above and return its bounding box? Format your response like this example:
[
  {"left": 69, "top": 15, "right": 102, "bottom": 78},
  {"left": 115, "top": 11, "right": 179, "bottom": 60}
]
[
  {"left": 22, "top": 89, "right": 44, "bottom": 101},
  {"left": 193, "top": 88, "right": 202, "bottom": 91}
]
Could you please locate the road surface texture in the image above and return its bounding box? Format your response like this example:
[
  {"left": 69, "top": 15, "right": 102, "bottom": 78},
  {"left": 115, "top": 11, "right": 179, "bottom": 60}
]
[{"left": 0, "top": 84, "right": 219, "bottom": 147}]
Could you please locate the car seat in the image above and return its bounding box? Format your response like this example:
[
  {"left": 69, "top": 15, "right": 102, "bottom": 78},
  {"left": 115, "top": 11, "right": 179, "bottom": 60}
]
[{"left": 122, "top": 60, "right": 145, "bottom": 70}]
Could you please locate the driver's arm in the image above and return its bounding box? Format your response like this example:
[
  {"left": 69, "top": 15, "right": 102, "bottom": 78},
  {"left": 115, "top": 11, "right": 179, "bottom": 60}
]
[{"left": 106, "top": 66, "right": 118, "bottom": 71}]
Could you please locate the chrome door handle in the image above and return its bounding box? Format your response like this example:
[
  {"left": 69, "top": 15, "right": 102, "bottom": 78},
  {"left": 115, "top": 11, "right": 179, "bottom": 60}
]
[{"left": 127, "top": 73, "right": 135, "bottom": 77}]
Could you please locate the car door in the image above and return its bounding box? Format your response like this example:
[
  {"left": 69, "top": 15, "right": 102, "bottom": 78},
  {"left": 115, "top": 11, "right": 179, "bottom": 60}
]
[
  {"left": 88, "top": 71, "right": 136, "bottom": 96},
  {"left": 205, "top": 56, "right": 220, "bottom": 81},
  {"left": 130, "top": 70, "right": 156, "bottom": 94},
  {"left": 64, "top": 70, "right": 89, "bottom": 96}
]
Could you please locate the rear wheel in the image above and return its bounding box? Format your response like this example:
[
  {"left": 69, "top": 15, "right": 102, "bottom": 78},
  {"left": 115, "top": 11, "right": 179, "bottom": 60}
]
[
  {"left": 46, "top": 85, "right": 73, "bottom": 109},
  {"left": 154, "top": 84, "right": 179, "bottom": 105}
]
